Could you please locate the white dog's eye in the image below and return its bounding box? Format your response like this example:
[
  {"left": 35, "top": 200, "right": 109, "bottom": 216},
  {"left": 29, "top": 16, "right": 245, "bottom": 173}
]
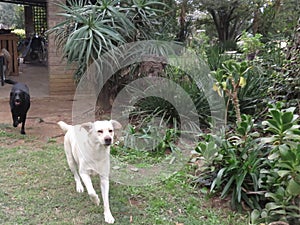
[
  {"left": 97, "top": 130, "right": 103, "bottom": 133},
  {"left": 109, "top": 129, "right": 113, "bottom": 133}
]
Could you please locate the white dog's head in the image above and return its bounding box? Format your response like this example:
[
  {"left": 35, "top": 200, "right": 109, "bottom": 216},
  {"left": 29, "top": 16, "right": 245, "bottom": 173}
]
[{"left": 81, "top": 120, "right": 122, "bottom": 146}]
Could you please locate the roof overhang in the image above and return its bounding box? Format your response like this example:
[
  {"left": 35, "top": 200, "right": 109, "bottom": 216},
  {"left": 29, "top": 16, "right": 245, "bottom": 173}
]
[{"left": 0, "top": 0, "right": 47, "bottom": 6}]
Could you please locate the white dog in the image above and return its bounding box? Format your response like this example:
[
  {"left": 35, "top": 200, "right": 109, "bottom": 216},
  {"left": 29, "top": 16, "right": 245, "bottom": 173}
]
[{"left": 58, "top": 120, "right": 122, "bottom": 224}]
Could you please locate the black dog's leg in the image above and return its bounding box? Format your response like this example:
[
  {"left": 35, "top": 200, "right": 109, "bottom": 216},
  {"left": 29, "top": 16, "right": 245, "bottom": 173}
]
[
  {"left": 12, "top": 111, "right": 19, "bottom": 127},
  {"left": 20, "top": 114, "right": 27, "bottom": 135}
]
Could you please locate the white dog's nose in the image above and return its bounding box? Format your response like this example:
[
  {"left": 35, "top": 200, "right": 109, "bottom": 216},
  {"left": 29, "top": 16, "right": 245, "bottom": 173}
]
[{"left": 104, "top": 137, "right": 112, "bottom": 145}]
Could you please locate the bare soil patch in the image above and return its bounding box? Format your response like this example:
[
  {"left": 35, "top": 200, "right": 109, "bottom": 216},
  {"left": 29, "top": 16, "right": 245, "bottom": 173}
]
[{"left": 0, "top": 96, "right": 74, "bottom": 144}]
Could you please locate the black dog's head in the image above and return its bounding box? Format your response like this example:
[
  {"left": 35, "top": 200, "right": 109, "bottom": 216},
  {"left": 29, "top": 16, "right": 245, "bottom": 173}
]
[{"left": 10, "top": 90, "right": 28, "bottom": 107}]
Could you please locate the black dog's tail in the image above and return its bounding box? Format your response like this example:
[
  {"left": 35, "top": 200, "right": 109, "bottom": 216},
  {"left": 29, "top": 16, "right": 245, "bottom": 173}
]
[{"left": 4, "top": 79, "right": 17, "bottom": 85}]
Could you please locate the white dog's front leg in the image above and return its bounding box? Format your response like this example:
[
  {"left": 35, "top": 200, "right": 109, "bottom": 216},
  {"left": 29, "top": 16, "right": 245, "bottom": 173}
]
[
  {"left": 101, "top": 176, "right": 115, "bottom": 224},
  {"left": 80, "top": 173, "right": 100, "bottom": 205},
  {"left": 74, "top": 174, "right": 84, "bottom": 193}
]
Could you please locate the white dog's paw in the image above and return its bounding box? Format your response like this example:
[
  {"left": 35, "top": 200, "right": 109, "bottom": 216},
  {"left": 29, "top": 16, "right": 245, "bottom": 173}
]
[
  {"left": 76, "top": 183, "right": 84, "bottom": 193},
  {"left": 104, "top": 212, "right": 115, "bottom": 224},
  {"left": 89, "top": 193, "right": 100, "bottom": 205}
]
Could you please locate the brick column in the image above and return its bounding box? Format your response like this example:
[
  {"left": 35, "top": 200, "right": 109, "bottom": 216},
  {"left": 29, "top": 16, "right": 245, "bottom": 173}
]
[
  {"left": 47, "top": 0, "right": 76, "bottom": 95},
  {"left": 24, "top": 6, "right": 34, "bottom": 37}
]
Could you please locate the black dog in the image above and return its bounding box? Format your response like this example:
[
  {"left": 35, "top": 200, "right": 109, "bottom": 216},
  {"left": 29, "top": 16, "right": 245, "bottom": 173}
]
[{"left": 5, "top": 79, "right": 30, "bottom": 135}]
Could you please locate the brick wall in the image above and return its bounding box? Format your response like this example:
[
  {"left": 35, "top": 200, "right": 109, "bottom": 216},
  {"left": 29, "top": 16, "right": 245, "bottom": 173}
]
[{"left": 47, "top": 0, "right": 76, "bottom": 95}]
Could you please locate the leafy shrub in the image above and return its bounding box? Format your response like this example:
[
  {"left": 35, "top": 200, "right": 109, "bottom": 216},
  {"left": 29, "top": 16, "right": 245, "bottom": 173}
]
[
  {"left": 255, "top": 103, "right": 300, "bottom": 224},
  {"left": 165, "top": 65, "right": 212, "bottom": 126},
  {"left": 238, "top": 31, "right": 264, "bottom": 60},
  {"left": 260, "top": 24, "right": 300, "bottom": 110},
  {"left": 122, "top": 119, "right": 179, "bottom": 154},
  {"left": 261, "top": 102, "right": 300, "bottom": 146},
  {"left": 260, "top": 40, "right": 287, "bottom": 71},
  {"left": 204, "top": 45, "right": 233, "bottom": 71},
  {"left": 129, "top": 65, "right": 212, "bottom": 130},
  {"left": 194, "top": 115, "right": 266, "bottom": 211},
  {"left": 212, "top": 59, "right": 269, "bottom": 123},
  {"left": 192, "top": 102, "right": 300, "bottom": 224},
  {"left": 12, "top": 28, "right": 25, "bottom": 39},
  {"left": 238, "top": 64, "right": 269, "bottom": 117}
]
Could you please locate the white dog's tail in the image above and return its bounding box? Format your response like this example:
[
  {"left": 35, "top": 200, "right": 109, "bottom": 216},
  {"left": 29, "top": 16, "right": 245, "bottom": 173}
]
[{"left": 57, "top": 121, "right": 72, "bottom": 132}]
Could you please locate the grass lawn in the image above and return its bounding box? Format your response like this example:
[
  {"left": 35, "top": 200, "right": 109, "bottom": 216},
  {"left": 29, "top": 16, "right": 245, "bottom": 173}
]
[{"left": 0, "top": 127, "right": 248, "bottom": 224}]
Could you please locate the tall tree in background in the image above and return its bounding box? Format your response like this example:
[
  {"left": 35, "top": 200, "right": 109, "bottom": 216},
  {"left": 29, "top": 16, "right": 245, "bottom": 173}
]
[
  {"left": 252, "top": 0, "right": 281, "bottom": 36},
  {"left": 180, "top": 0, "right": 300, "bottom": 46},
  {"left": 14, "top": 5, "right": 24, "bottom": 29},
  {"left": 0, "top": 3, "right": 24, "bottom": 29},
  {"left": 197, "top": 0, "right": 254, "bottom": 47},
  {"left": 0, "top": 3, "right": 16, "bottom": 28},
  {"left": 253, "top": 0, "right": 300, "bottom": 38}
]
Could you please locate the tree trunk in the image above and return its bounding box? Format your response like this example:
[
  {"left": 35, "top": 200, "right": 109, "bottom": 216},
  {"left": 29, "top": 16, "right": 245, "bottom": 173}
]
[
  {"left": 257, "top": 0, "right": 282, "bottom": 36},
  {"left": 176, "top": 0, "right": 188, "bottom": 42},
  {"left": 96, "top": 83, "right": 113, "bottom": 116},
  {"left": 252, "top": 8, "right": 261, "bottom": 35},
  {"left": 208, "top": 5, "right": 237, "bottom": 47}
]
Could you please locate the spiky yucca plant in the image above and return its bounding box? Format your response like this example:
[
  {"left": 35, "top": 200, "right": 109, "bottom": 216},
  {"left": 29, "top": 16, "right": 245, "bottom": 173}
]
[{"left": 48, "top": 0, "right": 167, "bottom": 80}]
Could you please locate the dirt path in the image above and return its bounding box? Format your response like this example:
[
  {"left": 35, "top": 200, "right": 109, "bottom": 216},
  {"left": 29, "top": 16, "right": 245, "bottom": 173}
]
[{"left": 0, "top": 96, "right": 74, "bottom": 144}]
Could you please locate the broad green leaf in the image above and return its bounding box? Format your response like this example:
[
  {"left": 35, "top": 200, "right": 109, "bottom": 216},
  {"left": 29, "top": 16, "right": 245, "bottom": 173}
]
[
  {"left": 237, "top": 127, "right": 246, "bottom": 136},
  {"left": 282, "top": 111, "right": 293, "bottom": 124},
  {"left": 287, "top": 180, "right": 300, "bottom": 195},
  {"left": 279, "top": 148, "right": 295, "bottom": 162},
  {"left": 265, "top": 189, "right": 284, "bottom": 201},
  {"left": 265, "top": 202, "right": 282, "bottom": 211},
  {"left": 260, "top": 136, "right": 276, "bottom": 144},
  {"left": 250, "top": 209, "right": 260, "bottom": 223},
  {"left": 282, "top": 123, "right": 293, "bottom": 132},
  {"left": 277, "top": 170, "right": 290, "bottom": 178},
  {"left": 266, "top": 119, "right": 281, "bottom": 132},
  {"left": 269, "top": 110, "right": 282, "bottom": 125},
  {"left": 286, "top": 205, "right": 300, "bottom": 211},
  {"left": 277, "top": 162, "right": 293, "bottom": 170},
  {"left": 272, "top": 209, "right": 287, "bottom": 215}
]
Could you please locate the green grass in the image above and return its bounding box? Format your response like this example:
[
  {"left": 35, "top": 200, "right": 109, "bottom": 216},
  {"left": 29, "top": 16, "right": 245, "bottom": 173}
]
[{"left": 0, "top": 128, "right": 248, "bottom": 224}]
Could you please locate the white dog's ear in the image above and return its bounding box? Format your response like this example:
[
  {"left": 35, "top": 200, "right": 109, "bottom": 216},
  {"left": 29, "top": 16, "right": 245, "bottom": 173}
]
[
  {"left": 80, "top": 122, "right": 93, "bottom": 132},
  {"left": 110, "top": 120, "right": 122, "bottom": 130}
]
